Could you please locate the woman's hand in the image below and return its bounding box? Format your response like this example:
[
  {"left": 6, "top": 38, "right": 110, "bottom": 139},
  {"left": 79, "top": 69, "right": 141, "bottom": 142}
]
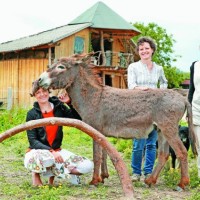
[
  {"left": 134, "top": 86, "right": 149, "bottom": 91},
  {"left": 58, "top": 91, "right": 71, "bottom": 104},
  {"left": 51, "top": 151, "right": 64, "bottom": 163}
]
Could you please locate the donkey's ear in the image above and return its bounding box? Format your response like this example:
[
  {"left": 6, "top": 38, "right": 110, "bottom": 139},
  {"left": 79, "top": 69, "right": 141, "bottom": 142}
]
[{"left": 81, "top": 53, "right": 93, "bottom": 63}]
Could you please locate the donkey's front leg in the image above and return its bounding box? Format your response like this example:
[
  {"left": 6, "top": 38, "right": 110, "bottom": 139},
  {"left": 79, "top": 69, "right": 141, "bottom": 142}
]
[
  {"left": 90, "top": 141, "right": 103, "bottom": 185},
  {"left": 101, "top": 149, "right": 109, "bottom": 183}
]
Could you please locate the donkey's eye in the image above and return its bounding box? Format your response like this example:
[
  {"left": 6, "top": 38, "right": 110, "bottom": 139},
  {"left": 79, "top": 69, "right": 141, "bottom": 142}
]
[{"left": 57, "top": 65, "right": 65, "bottom": 69}]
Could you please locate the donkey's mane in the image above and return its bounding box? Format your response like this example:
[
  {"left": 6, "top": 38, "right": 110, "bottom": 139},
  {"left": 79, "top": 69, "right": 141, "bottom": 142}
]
[
  {"left": 80, "top": 62, "right": 103, "bottom": 88},
  {"left": 59, "top": 54, "right": 103, "bottom": 87}
]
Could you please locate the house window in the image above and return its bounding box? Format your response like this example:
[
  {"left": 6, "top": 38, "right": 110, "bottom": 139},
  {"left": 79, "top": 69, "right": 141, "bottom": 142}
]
[{"left": 74, "top": 36, "right": 84, "bottom": 54}]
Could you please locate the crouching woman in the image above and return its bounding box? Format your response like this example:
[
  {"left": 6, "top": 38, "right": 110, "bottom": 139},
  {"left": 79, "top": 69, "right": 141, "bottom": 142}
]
[{"left": 24, "top": 80, "right": 94, "bottom": 186}]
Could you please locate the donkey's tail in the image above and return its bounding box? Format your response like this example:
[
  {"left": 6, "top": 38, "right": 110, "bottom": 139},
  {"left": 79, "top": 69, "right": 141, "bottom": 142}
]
[{"left": 186, "top": 101, "right": 198, "bottom": 156}]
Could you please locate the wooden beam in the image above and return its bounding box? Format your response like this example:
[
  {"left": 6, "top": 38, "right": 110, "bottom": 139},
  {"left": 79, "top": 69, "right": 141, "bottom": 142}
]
[
  {"left": 48, "top": 47, "right": 52, "bottom": 67},
  {"left": 100, "top": 30, "right": 106, "bottom": 66},
  {"left": 90, "top": 28, "right": 140, "bottom": 37}
]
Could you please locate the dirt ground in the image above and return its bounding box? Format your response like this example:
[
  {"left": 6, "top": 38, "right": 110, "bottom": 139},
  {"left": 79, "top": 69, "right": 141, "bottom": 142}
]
[
  {"left": 102, "top": 174, "right": 192, "bottom": 200},
  {"left": 131, "top": 183, "right": 191, "bottom": 200},
  {"left": 57, "top": 174, "right": 192, "bottom": 200}
]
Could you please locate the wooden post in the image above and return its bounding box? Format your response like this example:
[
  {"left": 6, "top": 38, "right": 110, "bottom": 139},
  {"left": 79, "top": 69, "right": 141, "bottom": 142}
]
[
  {"left": 48, "top": 46, "right": 52, "bottom": 67},
  {"left": 7, "top": 87, "right": 12, "bottom": 110},
  {"left": 100, "top": 31, "right": 106, "bottom": 66}
]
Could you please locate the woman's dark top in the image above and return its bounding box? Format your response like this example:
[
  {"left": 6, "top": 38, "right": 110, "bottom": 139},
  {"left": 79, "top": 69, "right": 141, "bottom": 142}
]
[{"left": 26, "top": 96, "right": 81, "bottom": 150}]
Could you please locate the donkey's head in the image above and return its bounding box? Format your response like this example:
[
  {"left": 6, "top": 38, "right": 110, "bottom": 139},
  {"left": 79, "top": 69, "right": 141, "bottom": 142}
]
[{"left": 38, "top": 54, "right": 92, "bottom": 90}]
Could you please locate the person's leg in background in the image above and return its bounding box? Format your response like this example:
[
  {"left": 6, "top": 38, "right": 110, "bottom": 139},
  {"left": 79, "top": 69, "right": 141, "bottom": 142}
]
[
  {"left": 143, "top": 129, "right": 158, "bottom": 178},
  {"left": 131, "top": 138, "right": 146, "bottom": 181},
  {"left": 193, "top": 125, "right": 200, "bottom": 178}
]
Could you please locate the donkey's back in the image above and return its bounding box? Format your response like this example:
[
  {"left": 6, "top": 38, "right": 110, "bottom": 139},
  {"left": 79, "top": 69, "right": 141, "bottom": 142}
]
[{"left": 91, "top": 86, "right": 186, "bottom": 139}]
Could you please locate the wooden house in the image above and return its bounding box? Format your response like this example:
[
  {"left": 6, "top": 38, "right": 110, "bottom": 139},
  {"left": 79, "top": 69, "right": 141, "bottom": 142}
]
[{"left": 0, "top": 1, "right": 140, "bottom": 108}]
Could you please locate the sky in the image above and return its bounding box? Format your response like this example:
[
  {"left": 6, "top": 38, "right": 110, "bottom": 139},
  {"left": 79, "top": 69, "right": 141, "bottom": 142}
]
[{"left": 1, "top": 0, "right": 200, "bottom": 72}]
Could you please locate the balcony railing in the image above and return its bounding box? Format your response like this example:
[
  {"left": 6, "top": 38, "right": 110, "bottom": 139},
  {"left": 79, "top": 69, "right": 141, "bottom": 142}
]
[{"left": 90, "top": 51, "right": 134, "bottom": 68}]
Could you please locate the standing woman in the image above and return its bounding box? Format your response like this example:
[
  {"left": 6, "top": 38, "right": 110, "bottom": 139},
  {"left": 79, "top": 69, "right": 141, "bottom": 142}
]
[
  {"left": 188, "top": 60, "right": 200, "bottom": 178},
  {"left": 24, "top": 80, "right": 94, "bottom": 186},
  {"left": 127, "top": 36, "right": 168, "bottom": 182}
]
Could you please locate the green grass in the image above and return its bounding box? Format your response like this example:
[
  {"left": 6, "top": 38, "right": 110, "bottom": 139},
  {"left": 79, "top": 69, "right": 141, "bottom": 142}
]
[{"left": 0, "top": 108, "right": 200, "bottom": 200}]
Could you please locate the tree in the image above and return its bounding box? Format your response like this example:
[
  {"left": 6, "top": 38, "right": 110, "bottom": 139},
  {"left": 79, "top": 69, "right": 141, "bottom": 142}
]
[
  {"left": 132, "top": 22, "right": 185, "bottom": 89},
  {"left": 163, "top": 66, "right": 184, "bottom": 88}
]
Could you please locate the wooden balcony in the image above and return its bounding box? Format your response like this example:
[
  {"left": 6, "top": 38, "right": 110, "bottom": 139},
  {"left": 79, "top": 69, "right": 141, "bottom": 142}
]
[{"left": 90, "top": 51, "right": 134, "bottom": 69}]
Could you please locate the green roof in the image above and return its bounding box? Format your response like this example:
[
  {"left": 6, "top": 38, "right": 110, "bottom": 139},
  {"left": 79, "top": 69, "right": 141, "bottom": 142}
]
[
  {"left": 69, "top": 1, "right": 140, "bottom": 33},
  {"left": 0, "top": 23, "right": 91, "bottom": 53}
]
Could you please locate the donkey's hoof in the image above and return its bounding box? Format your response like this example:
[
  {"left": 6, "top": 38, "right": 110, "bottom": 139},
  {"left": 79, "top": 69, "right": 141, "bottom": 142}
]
[
  {"left": 144, "top": 174, "right": 156, "bottom": 187},
  {"left": 89, "top": 177, "right": 102, "bottom": 186},
  {"left": 100, "top": 174, "right": 109, "bottom": 183},
  {"left": 89, "top": 181, "right": 99, "bottom": 186}
]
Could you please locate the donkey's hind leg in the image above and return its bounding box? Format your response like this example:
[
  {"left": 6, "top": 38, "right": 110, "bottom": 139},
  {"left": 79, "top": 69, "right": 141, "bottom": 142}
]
[
  {"left": 166, "top": 135, "right": 189, "bottom": 189},
  {"left": 101, "top": 149, "right": 109, "bottom": 183},
  {"left": 146, "top": 126, "right": 190, "bottom": 190},
  {"left": 145, "top": 131, "right": 170, "bottom": 186},
  {"left": 90, "top": 141, "right": 103, "bottom": 185}
]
